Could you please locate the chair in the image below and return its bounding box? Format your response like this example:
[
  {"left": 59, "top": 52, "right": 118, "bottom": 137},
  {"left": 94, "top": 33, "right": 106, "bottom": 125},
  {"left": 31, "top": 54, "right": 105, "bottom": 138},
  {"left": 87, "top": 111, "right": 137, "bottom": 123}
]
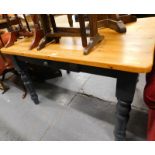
[
  {"left": 0, "top": 32, "right": 14, "bottom": 93},
  {"left": 75, "top": 14, "right": 137, "bottom": 33},
  {"left": 37, "top": 14, "right": 103, "bottom": 55},
  {"left": 97, "top": 14, "right": 137, "bottom": 33},
  {"left": 1, "top": 14, "right": 33, "bottom": 48}
]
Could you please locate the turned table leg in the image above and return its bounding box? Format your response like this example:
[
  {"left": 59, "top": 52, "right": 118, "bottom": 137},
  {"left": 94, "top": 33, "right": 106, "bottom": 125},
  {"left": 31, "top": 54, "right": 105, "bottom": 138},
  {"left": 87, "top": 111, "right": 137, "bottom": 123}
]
[
  {"left": 114, "top": 72, "right": 138, "bottom": 140},
  {"left": 12, "top": 56, "right": 39, "bottom": 104}
]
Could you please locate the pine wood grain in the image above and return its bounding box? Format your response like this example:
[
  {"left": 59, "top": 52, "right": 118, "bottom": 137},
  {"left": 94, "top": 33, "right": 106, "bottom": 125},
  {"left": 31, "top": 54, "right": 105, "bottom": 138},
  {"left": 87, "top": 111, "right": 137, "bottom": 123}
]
[{"left": 1, "top": 16, "right": 155, "bottom": 73}]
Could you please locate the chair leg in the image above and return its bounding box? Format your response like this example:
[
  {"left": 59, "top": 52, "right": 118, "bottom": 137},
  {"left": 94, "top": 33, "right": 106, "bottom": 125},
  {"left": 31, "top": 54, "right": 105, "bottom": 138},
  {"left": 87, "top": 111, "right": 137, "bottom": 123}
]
[
  {"left": 67, "top": 14, "right": 73, "bottom": 27},
  {"left": 1, "top": 68, "right": 15, "bottom": 81},
  {"left": 0, "top": 35, "right": 4, "bottom": 47},
  {"left": 66, "top": 70, "right": 70, "bottom": 74},
  {"left": 5, "top": 32, "right": 17, "bottom": 48},
  {"left": 0, "top": 81, "right": 9, "bottom": 94},
  {"left": 29, "top": 29, "right": 43, "bottom": 50}
]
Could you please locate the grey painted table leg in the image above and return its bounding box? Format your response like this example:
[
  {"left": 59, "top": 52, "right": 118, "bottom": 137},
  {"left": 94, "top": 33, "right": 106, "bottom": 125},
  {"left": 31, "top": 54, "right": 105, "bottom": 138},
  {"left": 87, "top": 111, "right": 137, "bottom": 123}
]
[
  {"left": 12, "top": 56, "right": 39, "bottom": 104},
  {"left": 114, "top": 72, "right": 138, "bottom": 140}
]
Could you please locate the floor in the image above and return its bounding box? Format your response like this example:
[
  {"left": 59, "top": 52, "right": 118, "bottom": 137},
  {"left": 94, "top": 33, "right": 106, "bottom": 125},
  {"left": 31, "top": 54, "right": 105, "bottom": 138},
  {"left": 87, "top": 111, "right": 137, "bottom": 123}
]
[{"left": 0, "top": 71, "right": 148, "bottom": 141}]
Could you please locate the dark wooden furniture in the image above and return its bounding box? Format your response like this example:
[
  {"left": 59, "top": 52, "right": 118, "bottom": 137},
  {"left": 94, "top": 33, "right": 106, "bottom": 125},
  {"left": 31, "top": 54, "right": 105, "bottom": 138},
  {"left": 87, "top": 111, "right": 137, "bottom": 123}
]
[
  {"left": 0, "top": 32, "right": 14, "bottom": 93},
  {"left": 29, "top": 14, "right": 74, "bottom": 50},
  {"left": 38, "top": 14, "right": 103, "bottom": 55},
  {"left": 29, "top": 15, "right": 44, "bottom": 50},
  {"left": 1, "top": 14, "right": 33, "bottom": 48},
  {"left": 0, "top": 30, "right": 28, "bottom": 97},
  {"left": 97, "top": 14, "right": 137, "bottom": 33},
  {"left": 75, "top": 14, "right": 137, "bottom": 33}
]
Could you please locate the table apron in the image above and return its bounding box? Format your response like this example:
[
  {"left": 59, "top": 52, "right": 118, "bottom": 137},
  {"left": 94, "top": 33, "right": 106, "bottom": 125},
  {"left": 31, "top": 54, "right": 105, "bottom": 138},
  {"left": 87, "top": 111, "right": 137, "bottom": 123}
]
[{"left": 16, "top": 56, "right": 138, "bottom": 79}]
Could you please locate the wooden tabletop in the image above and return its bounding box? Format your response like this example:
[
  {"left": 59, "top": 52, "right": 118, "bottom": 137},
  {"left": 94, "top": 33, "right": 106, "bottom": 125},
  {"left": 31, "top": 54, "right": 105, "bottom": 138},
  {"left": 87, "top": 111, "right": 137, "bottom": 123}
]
[{"left": 1, "top": 16, "right": 155, "bottom": 73}]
